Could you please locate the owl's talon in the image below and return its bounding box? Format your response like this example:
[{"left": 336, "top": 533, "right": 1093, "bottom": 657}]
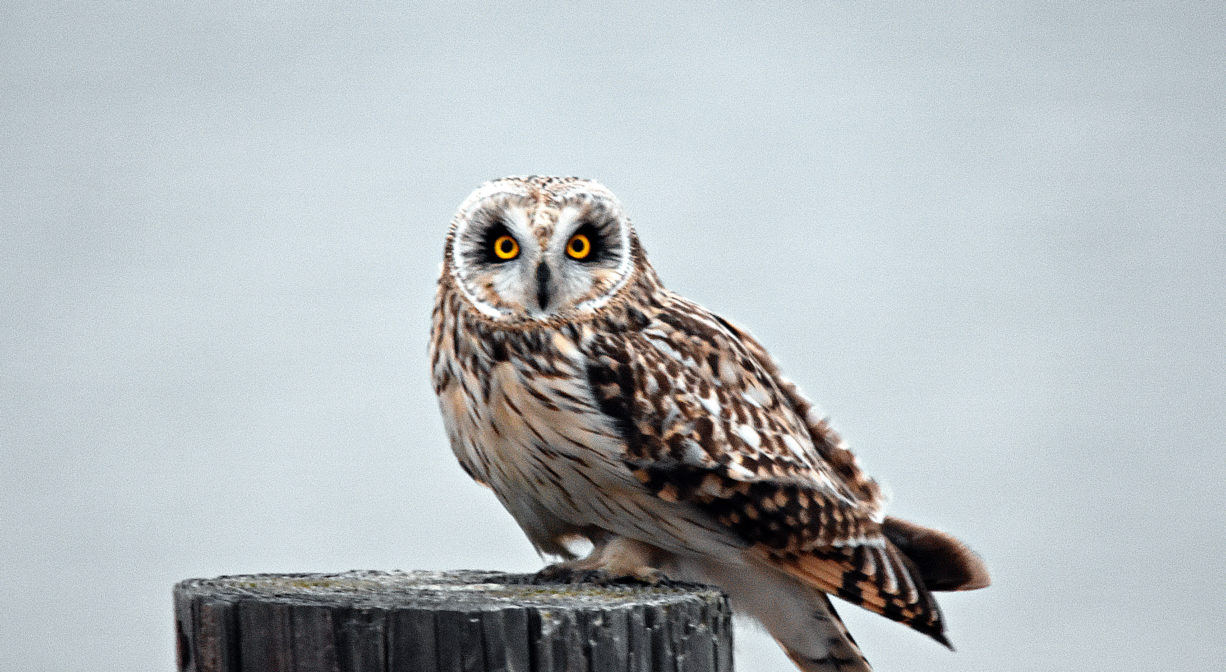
[
  {"left": 529, "top": 565, "right": 670, "bottom": 587},
  {"left": 529, "top": 565, "right": 611, "bottom": 585},
  {"left": 609, "top": 567, "right": 669, "bottom": 586},
  {"left": 578, "top": 569, "right": 615, "bottom": 585},
  {"left": 528, "top": 564, "right": 571, "bottom": 584}
]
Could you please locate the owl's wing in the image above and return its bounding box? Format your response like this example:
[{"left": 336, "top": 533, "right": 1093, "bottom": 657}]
[{"left": 585, "top": 294, "right": 986, "bottom": 645}]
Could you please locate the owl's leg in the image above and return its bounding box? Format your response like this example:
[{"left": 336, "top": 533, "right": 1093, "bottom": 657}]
[
  {"left": 663, "top": 554, "right": 873, "bottom": 672},
  {"left": 589, "top": 536, "right": 668, "bottom": 582},
  {"left": 533, "top": 535, "right": 669, "bottom": 584}
]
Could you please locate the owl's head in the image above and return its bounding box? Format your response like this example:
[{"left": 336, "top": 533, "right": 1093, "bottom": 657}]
[{"left": 442, "top": 176, "right": 647, "bottom": 323}]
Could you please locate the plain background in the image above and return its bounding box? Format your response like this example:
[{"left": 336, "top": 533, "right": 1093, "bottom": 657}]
[{"left": 3, "top": 3, "right": 1223, "bottom": 671}]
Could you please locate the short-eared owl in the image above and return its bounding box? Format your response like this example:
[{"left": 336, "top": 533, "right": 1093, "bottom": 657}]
[{"left": 429, "top": 176, "right": 989, "bottom": 671}]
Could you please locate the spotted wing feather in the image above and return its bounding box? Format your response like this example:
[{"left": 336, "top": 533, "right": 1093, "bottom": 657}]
[{"left": 584, "top": 292, "right": 956, "bottom": 644}]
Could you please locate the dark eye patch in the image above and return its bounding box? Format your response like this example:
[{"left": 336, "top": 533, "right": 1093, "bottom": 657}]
[
  {"left": 568, "top": 220, "right": 616, "bottom": 264},
  {"left": 469, "top": 220, "right": 520, "bottom": 265}
]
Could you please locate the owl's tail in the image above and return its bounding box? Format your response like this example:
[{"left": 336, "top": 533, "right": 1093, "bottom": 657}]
[
  {"left": 664, "top": 518, "right": 988, "bottom": 671},
  {"left": 760, "top": 516, "right": 991, "bottom": 649}
]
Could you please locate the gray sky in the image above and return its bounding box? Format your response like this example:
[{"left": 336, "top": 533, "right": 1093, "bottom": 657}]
[{"left": 2, "top": 3, "right": 1223, "bottom": 671}]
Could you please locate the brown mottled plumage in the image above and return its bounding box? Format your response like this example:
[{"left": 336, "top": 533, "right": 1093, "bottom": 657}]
[{"left": 429, "top": 176, "right": 990, "bottom": 671}]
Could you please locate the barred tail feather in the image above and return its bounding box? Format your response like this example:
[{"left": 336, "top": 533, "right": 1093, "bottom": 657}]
[{"left": 760, "top": 542, "right": 953, "bottom": 648}]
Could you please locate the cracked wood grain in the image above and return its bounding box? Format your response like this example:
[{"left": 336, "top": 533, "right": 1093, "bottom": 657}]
[{"left": 174, "top": 570, "right": 732, "bottom": 672}]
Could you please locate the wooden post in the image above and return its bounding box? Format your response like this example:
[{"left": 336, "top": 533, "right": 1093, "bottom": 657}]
[{"left": 174, "top": 569, "right": 733, "bottom": 672}]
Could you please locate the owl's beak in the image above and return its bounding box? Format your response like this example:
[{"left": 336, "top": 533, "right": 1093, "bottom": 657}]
[{"left": 535, "top": 262, "right": 552, "bottom": 310}]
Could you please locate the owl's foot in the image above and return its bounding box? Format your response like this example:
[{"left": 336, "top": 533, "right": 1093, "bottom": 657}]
[
  {"left": 529, "top": 565, "right": 608, "bottom": 585},
  {"left": 531, "top": 536, "right": 672, "bottom": 586},
  {"left": 529, "top": 564, "right": 671, "bottom": 587},
  {"left": 613, "top": 566, "right": 670, "bottom": 586}
]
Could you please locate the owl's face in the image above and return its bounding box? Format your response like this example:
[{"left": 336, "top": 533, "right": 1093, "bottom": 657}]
[{"left": 444, "top": 177, "right": 639, "bottom": 322}]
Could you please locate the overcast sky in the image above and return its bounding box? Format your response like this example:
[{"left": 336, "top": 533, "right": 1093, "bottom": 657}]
[{"left": 3, "top": 3, "right": 1224, "bottom": 671}]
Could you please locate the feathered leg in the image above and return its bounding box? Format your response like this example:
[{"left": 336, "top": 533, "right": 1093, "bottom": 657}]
[
  {"left": 775, "top": 594, "right": 871, "bottom": 672},
  {"left": 535, "top": 535, "right": 669, "bottom": 584},
  {"left": 666, "top": 554, "right": 873, "bottom": 672}
]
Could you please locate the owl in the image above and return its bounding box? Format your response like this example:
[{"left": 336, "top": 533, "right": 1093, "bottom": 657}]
[{"left": 429, "top": 176, "right": 989, "bottom": 671}]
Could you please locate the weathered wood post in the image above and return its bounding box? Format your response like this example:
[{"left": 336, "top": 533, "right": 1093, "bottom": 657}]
[{"left": 174, "top": 570, "right": 733, "bottom": 672}]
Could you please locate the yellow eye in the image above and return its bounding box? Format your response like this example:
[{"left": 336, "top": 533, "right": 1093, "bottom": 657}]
[
  {"left": 493, "top": 234, "right": 519, "bottom": 260},
  {"left": 566, "top": 233, "right": 592, "bottom": 260}
]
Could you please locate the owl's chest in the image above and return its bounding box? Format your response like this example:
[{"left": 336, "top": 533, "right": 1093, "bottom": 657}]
[{"left": 437, "top": 341, "right": 629, "bottom": 505}]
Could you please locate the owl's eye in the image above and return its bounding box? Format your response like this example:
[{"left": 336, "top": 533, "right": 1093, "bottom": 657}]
[
  {"left": 492, "top": 235, "right": 520, "bottom": 261},
  {"left": 566, "top": 233, "right": 592, "bottom": 260}
]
